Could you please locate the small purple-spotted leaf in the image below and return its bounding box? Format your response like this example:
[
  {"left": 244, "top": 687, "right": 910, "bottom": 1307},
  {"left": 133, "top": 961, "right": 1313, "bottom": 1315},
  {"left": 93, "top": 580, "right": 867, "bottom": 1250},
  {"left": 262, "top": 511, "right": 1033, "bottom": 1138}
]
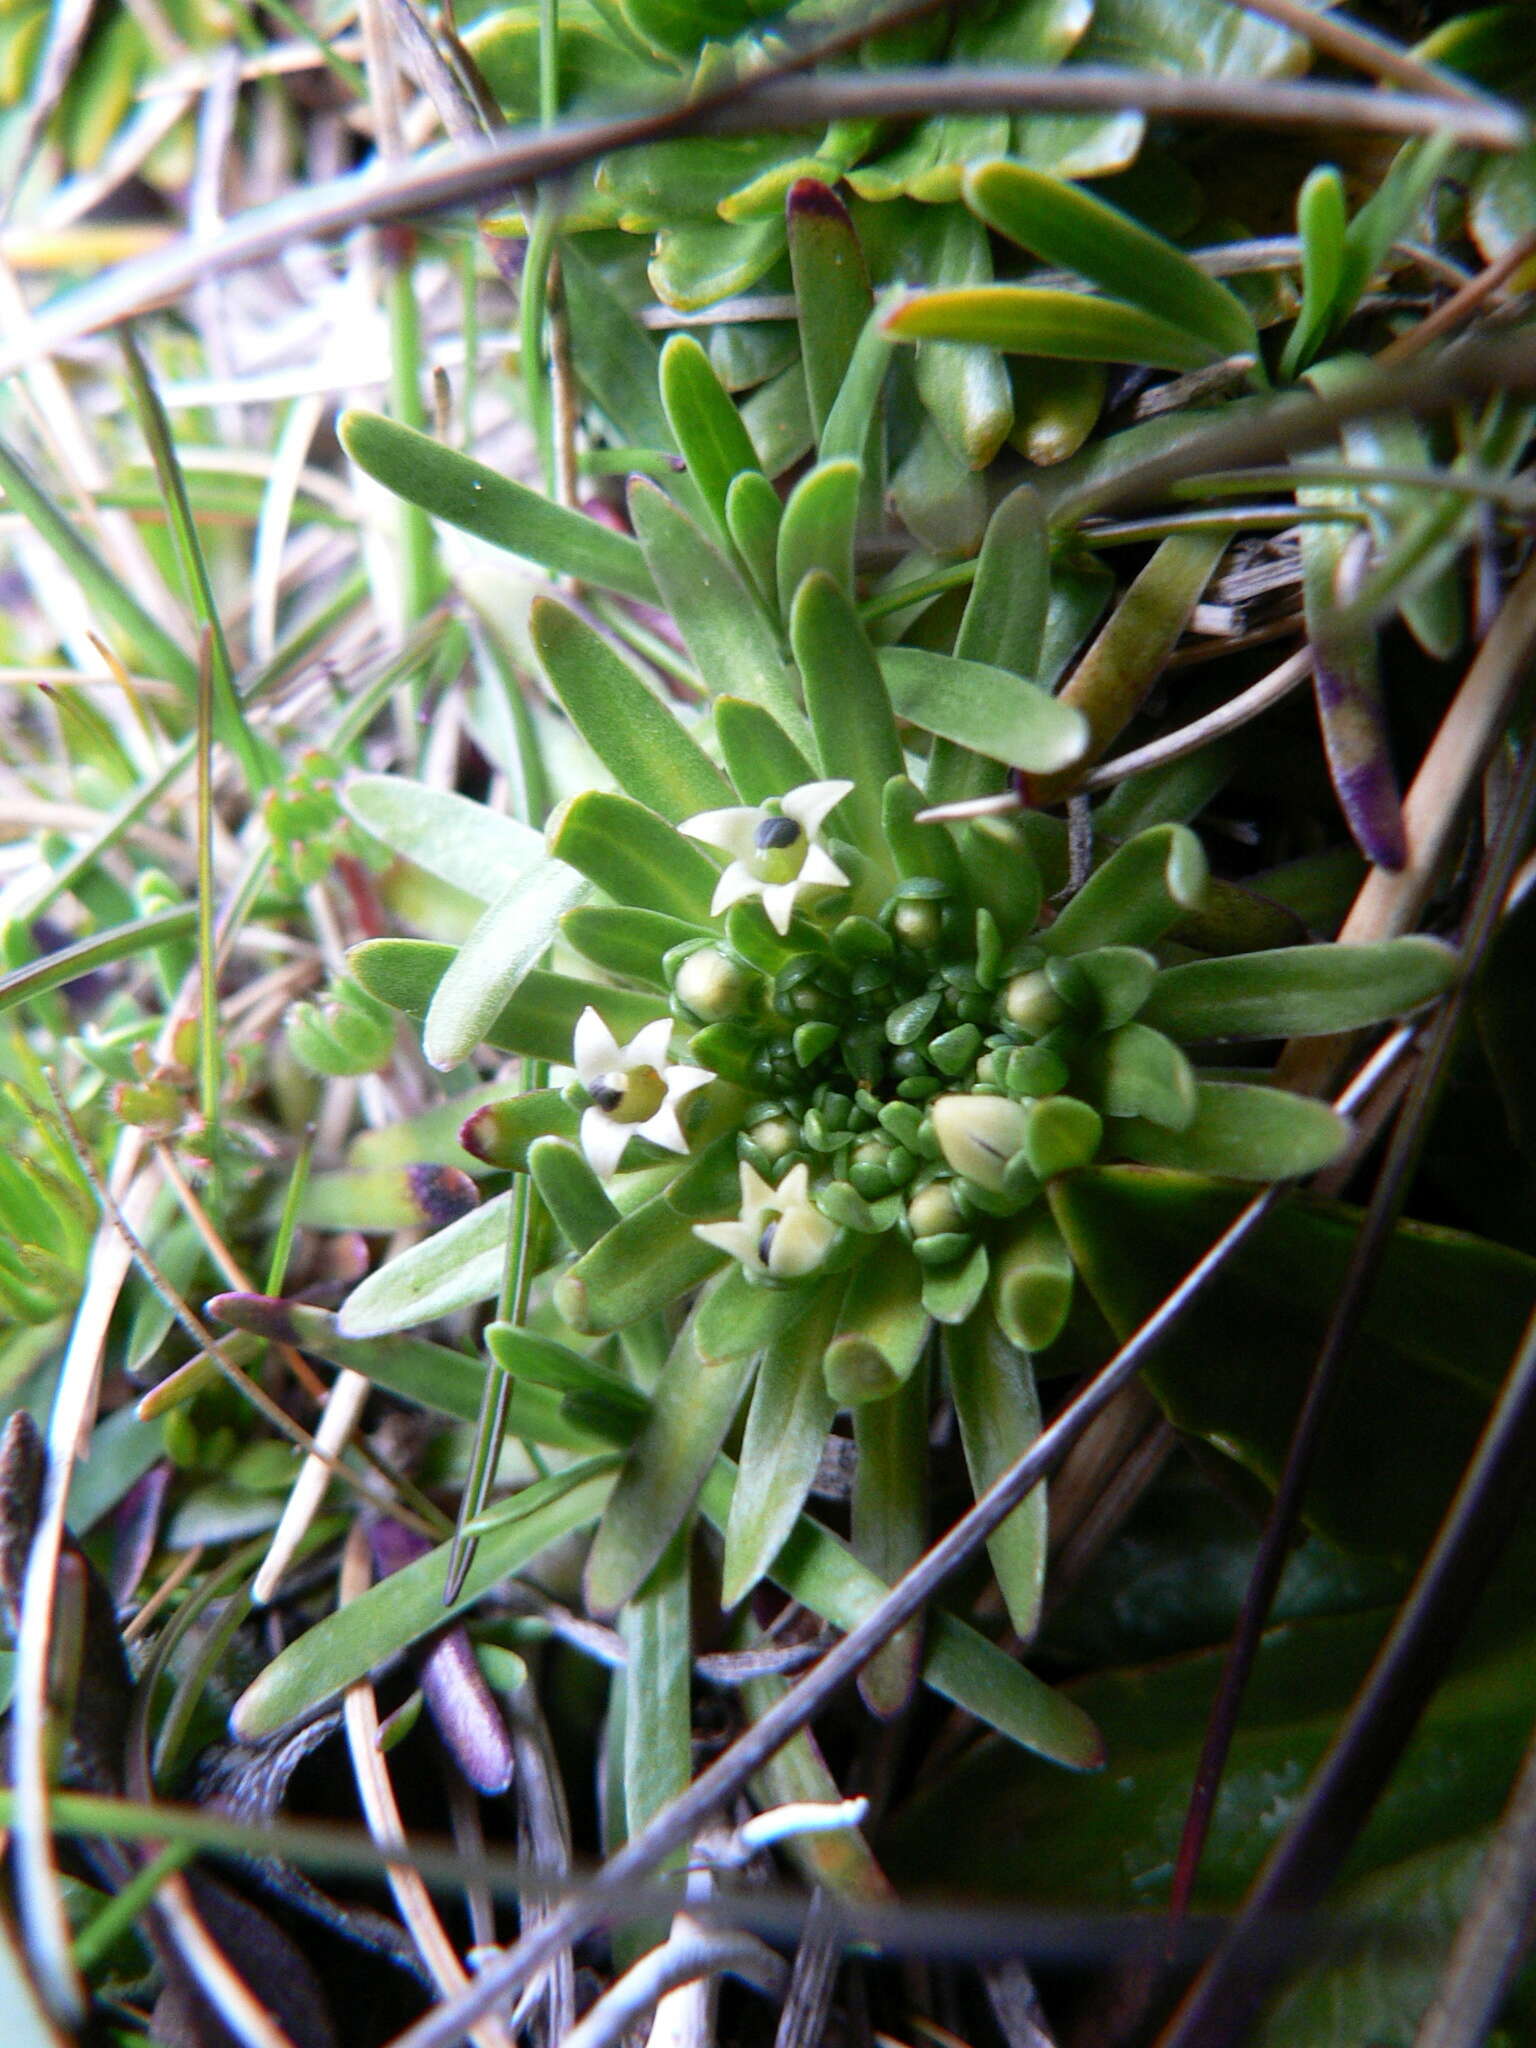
[
  {"left": 371, "top": 1520, "right": 514, "bottom": 1796},
  {"left": 294, "top": 1162, "right": 478, "bottom": 1234}
]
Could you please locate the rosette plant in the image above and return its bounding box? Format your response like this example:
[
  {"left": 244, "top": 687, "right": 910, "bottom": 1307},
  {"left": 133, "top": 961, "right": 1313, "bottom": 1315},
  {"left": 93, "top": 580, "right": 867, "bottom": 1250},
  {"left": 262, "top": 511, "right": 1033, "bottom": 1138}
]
[{"left": 227, "top": 254, "right": 1465, "bottom": 1772}]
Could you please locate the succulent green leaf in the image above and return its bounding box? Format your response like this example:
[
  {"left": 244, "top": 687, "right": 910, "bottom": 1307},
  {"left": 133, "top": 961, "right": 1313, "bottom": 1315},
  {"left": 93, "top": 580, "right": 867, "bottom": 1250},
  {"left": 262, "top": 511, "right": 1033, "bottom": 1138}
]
[
  {"left": 881, "top": 776, "right": 968, "bottom": 894},
  {"left": 339, "top": 410, "right": 657, "bottom": 601},
  {"left": 526, "top": 1136, "right": 620, "bottom": 1254},
  {"left": 1041, "top": 825, "right": 1209, "bottom": 955},
  {"left": 231, "top": 1463, "right": 618, "bottom": 1738},
  {"left": 824, "top": 1248, "right": 929, "bottom": 1405},
  {"left": 790, "top": 571, "right": 903, "bottom": 861},
  {"left": 628, "top": 477, "right": 805, "bottom": 735},
  {"left": 945, "top": 1313, "right": 1048, "bottom": 1640},
  {"left": 787, "top": 177, "right": 874, "bottom": 441},
  {"left": 336, "top": 1188, "right": 514, "bottom": 1334},
  {"left": 585, "top": 1305, "right": 756, "bottom": 1615},
  {"left": 884, "top": 288, "right": 1226, "bottom": 372},
  {"left": 1280, "top": 165, "right": 1348, "bottom": 379},
  {"left": 693, "top": 1263, "right": 812, "bottom": 1364},
  {"left": 699, "top": 1459, "right": 1104, "bottom": 1770},
  {"left": 956, "top": 482, "right": 1050, "bottom": 675},
  {"left": 1087, "top": 1022, "right": 1199, "bottom": 1130},
  {"left": 713, "top": 695, "right": 817, "bottom": 806},
  {"left": 965, "top": 160, "right": 1257, "bottom": 362},
  {"left": 1143, "top": 938, "right": 1460, "bottom": 1043},
  {"left": 990, "top": 1208, "right": 1076, "bottom": 1353},
  {"left": 556, "top": 239, "right": 674, "bottom": 450},
  {"left": 622, "top": 1526, "right": 693, "bottom": 1860},
  {"left": 881, "top": 647, "right": 1090, "bottom": 773},
  {"left": 725, "top": 469, "right": 783, "bottom": 609},
  {"left": 721, "top": 1274, "right": 844, "bottom": 1606},
  {"left": 649, "top": 214, "right": 786, "bottom": 313},
  {"left": 458, "top": 1089, "right": 578, "bottom": 1171},
  {"left": 909, "top": 200, "right": 1014, "bottom": 469},
  {"left": 486, "top": 1322, "right": 648, "bottom": 1427},
  {"left": 819, "top": 306, "right": 896, "bottom": 471},
  {"left": 555, "top": 1138, "right": 736, "bottom": 1334},
  {"left": 546, "top": 788, "right": 719, "bottom": 927},
  {"left": 529, "top": 597, "right": 731, "bottom": 822},
  {"left": 852, "top": 1361, "right": 929, "bottom": 1715},
  {"left": 339, "top": 775, "right": 544, "bottom": 901},
  {"left": 349, "top": 938, "right": 666, "bottom": 1062},
  {"left": 776, "top": 458, "right": 861, "bottom": 615},
  {"left": 422, "top": 858, "right": 591, "bottom": 1070},
  {"left": 210, "top": 1296, "right": 600, "bottom": 1447},
  {"left": 1113, "top": 1081, "right": 1350, "bottom": 1180},
  {"left": 561, "top": 904, "right": 701, "bottom": 987},
  {"left": 658, "top": 332, "right": 763, "bottom": 544}
]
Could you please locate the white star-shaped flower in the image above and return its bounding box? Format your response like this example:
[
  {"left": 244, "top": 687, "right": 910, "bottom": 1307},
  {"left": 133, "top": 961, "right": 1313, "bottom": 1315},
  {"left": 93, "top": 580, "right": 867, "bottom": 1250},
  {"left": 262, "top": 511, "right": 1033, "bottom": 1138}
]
[
  {"left": 695, "top": 1161, "right": 838, "bottom": 1280},
  {"left": 573, "top": 1007, "right": 710, "bottom": 1180},
  {"left": 680, "top": 779, "right": 853, "bottom": 935}
]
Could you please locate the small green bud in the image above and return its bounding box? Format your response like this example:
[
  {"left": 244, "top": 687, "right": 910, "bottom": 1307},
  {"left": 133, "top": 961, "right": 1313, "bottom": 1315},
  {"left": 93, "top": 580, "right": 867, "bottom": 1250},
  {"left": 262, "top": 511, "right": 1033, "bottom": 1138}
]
[
  {"left": 906, "top": 1179, "right": 965, "bottom": 1240},
  {"left": 1003, "top": 969, "right": 1066, "bottom": 1035},
  {"left": 892, "top": 900, "right": 944, "bottom": 949},
  {"left": 931, "top": 1093, "right": 1031, "bottom": 1193},
  {"left": 674, "top": 946, "right": 756, "bottom": 1023}
]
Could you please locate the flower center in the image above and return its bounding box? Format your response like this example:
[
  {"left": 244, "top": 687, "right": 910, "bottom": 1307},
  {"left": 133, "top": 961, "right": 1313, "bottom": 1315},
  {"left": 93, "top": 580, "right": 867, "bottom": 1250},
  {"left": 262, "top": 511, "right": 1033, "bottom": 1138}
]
[
  {"left": 757, "top": 1217, "right": 781, "bottom": 1268},
  {"left": 748, "top": 813, "right": 806, "bottom": 886},
  {"left": 590, "top": 1065, "right": 666, "bottom": 1123}
]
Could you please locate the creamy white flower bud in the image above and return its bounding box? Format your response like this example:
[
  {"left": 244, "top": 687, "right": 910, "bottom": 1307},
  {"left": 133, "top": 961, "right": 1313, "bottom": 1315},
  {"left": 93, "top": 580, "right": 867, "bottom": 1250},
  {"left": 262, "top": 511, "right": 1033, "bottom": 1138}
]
[{"left": 931, "top": 1093, "right": 1031, "bottom": 1194}]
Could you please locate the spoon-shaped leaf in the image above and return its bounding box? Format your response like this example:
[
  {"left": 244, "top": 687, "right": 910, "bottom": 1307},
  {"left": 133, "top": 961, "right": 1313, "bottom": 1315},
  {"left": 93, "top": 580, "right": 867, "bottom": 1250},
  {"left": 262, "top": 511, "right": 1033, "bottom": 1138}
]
[{"left": 422, "top": 858, "right": 591, "bottom": 1070}]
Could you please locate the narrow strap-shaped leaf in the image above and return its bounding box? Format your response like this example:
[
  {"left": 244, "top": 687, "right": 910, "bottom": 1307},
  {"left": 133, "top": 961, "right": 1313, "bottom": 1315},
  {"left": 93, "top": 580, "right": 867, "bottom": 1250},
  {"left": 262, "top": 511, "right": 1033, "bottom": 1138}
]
[
  {"left": 713, "top": 695, "right": 816, "bottom": 805},
  {"left": 209, "top": 1295, "right": 602, "bottom": 1448},
  {"left": 1042, "top": 825, "right": 1209, "bottom": 956},
  {"left": 554, "top": 1140, "right": 736, "bottom": 1334},
  {"left": 658, "top": 333, "right": 762, "bottom": 550},
  {"left": 956, "top": 481, "right": 1050, "bottom": 674},
  {"left": 698, "top": 1459, "right": 1104, "bottom": 1769},
  {"left": 1113, "top": 1081, "right": 1351, "bottom": 1180},
  {"left": 340, "top": 409, "right": 657, "bottom": 601},
  {"left": 558, "top": 239, "right": 674, "bottom": 451},
  {"left": 546, "top": 787, "right": 720, "bottom": 926},
  {"left": 881, "top": 646, "right": 1089, "bottom": 773},
  {"left": 622, "top": 1526, "right": 693, "bottom": 1853},
  {"left": 231, "top": 1463, "right": 618, "bottom": 1737},
  {"left": 722, "top": 1275, "right": 844, "bottom": 1606},
  {"left": 824, "top": 1247, "right": 929, "bottom": 1405},
  {"left": 458, "top": 1089, "right": 579, "bottom": 1171},
  {"left": 341, "top": 774, "right": 544, "bottom": 900},
  {"left": 787, "top": 177, "right": 874, "bottom": 440},
  {"left": 529, "top": 597, "right": 732, "bottom": 821},
  {"left": 882, "top": 776, "right": 968, "bottom": 894},
  {"left": 527, "top": 1136, "right": 620, "bottom": 1253},
  {"left": 1032, "top": 531, "right": 1228, "bottom": 802},
  {"left": 1279, "top": 165, "right": 1348, "bottom": 379},
  {"left": 884, "top": 288, "right": 1225, "bottom": 372},
  {"left": 725, "top": 469, "right": 783, "bottom": 610},
  {"left": 585, "top": 1307, "right": 757, "bottom": 1614},
  {"left": 944, "top": 1313, "right": 1047, "bottom": 1641},
  {"left": 1142, "top": 937, "right": 1459, "bottom": 1042},
  {"left": 351, "top": 937, "right": 666, "bottom": 1060},
  {"left": 694, "top": 1263, "right": 813, "bottom": 1364},
  {"left": 776, "top": 458, "right": 860, "bottom": 615},
  {"left": 337, "top": 1188, "right": 515, "bottom": 1334},
  {"left": 423, "top": 859, "right": 591, "bottom": 1069},
  {"left": 819, "top": 306, "right": 895, "bottom": 469},
  {"left": 852, "top": 1360, "right": 929, "bottom": 1716},
  {"left": 790, "top": 570, "right": 903, "bottom": 862},
  {"left": 965, "top": 160, "right": 1257, "bottom": 363},
  {"left": 990, "top": 1208, "right": 1075, "bottom": 1353},
  {"left": 486, "top": 1322, "right": 648, "bottom": 1427},
  {"left": 561, "top": 903, "right": 700, "bottom": 986},
  {"left": 910, "top": 200, "right": 1014, "bottom": 470},
  {"left": 628, "top": 477, "right": 806, "bottom": 737}
]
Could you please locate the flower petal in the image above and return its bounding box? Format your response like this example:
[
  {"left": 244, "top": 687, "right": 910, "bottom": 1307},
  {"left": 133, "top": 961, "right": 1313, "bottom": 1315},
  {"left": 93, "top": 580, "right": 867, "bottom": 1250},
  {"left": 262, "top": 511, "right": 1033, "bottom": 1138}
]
[
  {"left": 694, "top": 1218, "right": 759, "bottom": 1263},
  {"left": 761, "top": 880, "right": 800, "bottom": 934},
  {"left": 625, "top": 1017, "right": 675, "bottom": 1072},
  {"left": 573, "top": 1005, "right": 618, "bottom": 1084},
  {"left": 799, "top": 844, "right": 849, "bottom": 890},
  {"left": 737, "top": 1161, "right": 777, "bottom": 1219},
  {"left": 638, "top": 1102, "right": 689, "bottom": 1156},
  {"left": 580, "top": 1105, "right": 631, "bottom": 1180},
  {"left": 680, "top": 806, "right": 762, "bottom": 862},
  {"left": 776, "top": 1162, "right": 812, "bottom": 1206},
  {"left": 664, "top": 1064, "right": 712, "bottom": 1102},
  {"left": 781, "top": 779, "right": 853, "bottom": 838},
  {"left": 711, "top": 862, "right": 762, "bottom": 917}
]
